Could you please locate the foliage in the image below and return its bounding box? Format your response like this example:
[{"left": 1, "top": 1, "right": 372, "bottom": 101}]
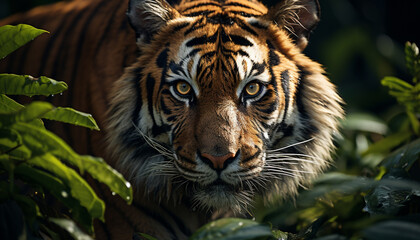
[
  {"left": 189, "top": 43, "right": 420, "bottom": 239},
  {"left": 0, "top": 24, "right": 132, "bottom": 239}
]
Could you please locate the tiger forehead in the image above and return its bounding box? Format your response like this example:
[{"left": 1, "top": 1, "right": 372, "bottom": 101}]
[
  {"left": 176, "top": 0, "right": 268, "bottom": 18},
  {"left": 167, "top": 30, "right": 268, "bottom": 89}
]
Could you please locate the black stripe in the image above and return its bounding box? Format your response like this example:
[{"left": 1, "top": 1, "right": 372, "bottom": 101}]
[
  {"left": 277, "top": 123, "right": 294, "bottom": 137},
  {"left": 182, "top": 2, "right": 221, "bottom": 12},
  {"left": 184, "top": 17, "right": 205, "bottom": 36},
  {"left": 281, "top": 70, "right": 290, "bottom": 123},
  {"left": 37, "top": 10, "right": 74, "bottom": 77},
  {"left": 67, "top": 1, "right": 109, "bottom": 159},
  {"left": 295, "top": 70, "right": 319, "bottom": 137},
  {"left": 172, "top": 22, "right": 190, "bottom": 32},
  {"left": 249, "top": 20, "right": 267, "bottom": 29},
  {"left": 169, "top": 61, "right": 186, "bottom": 77},
  {"left": 224, "top": 2, "right": 264, "bottom": 14},
  {"left": 146, "top": 73, "right": 157, "bottom": 126},
  {"left": 52, "top": 7, "right": 93, "bottom": 147},
  {"left": 157, "top": 48, "right": 169, "bottom": 68},
  {"left": 132, "top": 67, "right": 143, "bottom": 125},
  {"left": 93, "top": 2, "right": 124, "bottom": 62},
  {"left": 267, "top": 40, "right": 280, "bottom": 66},
  {"left": 241, "top": 147, "right": 261, "bottom": 164},
  {"left": 235, "top": 19, "right": 258, "bottom": 36},
  {"left": 160, "top": 89, "right": 173, "bottom": 116},
  {"left": 230, "top": 11, "right": 260, "bottom": 17},
  {"left": 237, "top": 49, "right": 249, "bottom": 57},
  {"left": 221, "top": 31, "right": 253, "bottom": 46},
  {"left": 257, "top": 92, "right": 278, "bottom": 114},
  {"left": 184, "top": 10, "right": 215, "bottom": 17},
  {"left": 251, "top": 62, "right": 266, "bottom": 75},
  {"left": 186, "top": 32, "right": 218, "bottom": 47},
  {"left": 152, "top": 123, "right": 172, "bottom": 137}
]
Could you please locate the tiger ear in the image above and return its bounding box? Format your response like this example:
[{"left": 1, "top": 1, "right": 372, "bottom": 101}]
[
  {"left": 127, "top": 0, "right": 179, "bottom": 42},
  {"left": 267, "top": 0, "right": 320, "bottom": 50}
]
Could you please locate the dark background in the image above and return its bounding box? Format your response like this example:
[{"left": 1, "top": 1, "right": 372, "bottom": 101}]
[{"left": 1, "top": 0, "right": 419, "bottom": 117}]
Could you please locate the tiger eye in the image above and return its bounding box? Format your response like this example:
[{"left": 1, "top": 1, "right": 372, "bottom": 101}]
[
  {"left": 245, "top": 82, "right": 260, "bottom": 96},
  {"left": 176, "top": 81, "right": 191, "bottom": 95}
]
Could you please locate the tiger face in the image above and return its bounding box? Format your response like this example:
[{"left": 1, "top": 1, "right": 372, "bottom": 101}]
[{"left": 108, "top": 0, "right": 343, "bottom": 212}]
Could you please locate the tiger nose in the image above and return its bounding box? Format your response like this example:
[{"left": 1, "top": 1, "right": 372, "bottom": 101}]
[{"left": 200, "top": 151, "right": 238, "bottom": 170}]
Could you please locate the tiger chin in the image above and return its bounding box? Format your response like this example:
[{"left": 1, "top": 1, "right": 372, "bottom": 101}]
[{"left": 107, "top": 0, "right": 344, "bottom": 215}]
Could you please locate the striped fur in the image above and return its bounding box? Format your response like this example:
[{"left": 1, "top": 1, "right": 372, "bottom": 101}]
[{"left": 0, "top": 0, "right": 344, "bottom": 239}]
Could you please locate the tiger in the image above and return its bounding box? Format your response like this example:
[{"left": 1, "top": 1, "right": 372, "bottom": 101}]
[{"left": 0, "top": 0, "right": 344, "bottom": 239}]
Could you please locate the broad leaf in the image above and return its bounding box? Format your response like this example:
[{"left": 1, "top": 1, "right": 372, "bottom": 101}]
[
  {"left": 14, "top": 164, "right": 94, "bottom": 231},
  {"left": 0, "top": 101, "right": 51, "bottom": 128},
  {"left": 81, "top": 155, "right": 132, "bottom": 203},
  {"left": 363, "top": 131, "right": 412, "bottom": 155},
  {"left": 364, "top": 180, "right": 420, "bottom": 216},
  {"left": 405, "top": 42, "right": 420, "bottom": 81},
  {"left": 363, "top": 220, "right": 420, "bottom": 240},
  {"left": 381, "top": 76, "right": 413, "bottom": 92},
  {"left": 381, "top": 138, "right": 420, "bottom": 171},
  {"left": 0, "top": 74, "right": 67, "bottom": 97},
  {"left": 49, "top": 218, "right": 93, "bottom": 240},
  {"left": 341, "top": 113, "right": 388, "bottom": 134},
  {"left": 12, "top": 122, "right": 82, "bottom": 168},
  {"left": 0, "top": 24, "right": 48, "bottom": 59},
  {"left": 0, "top": 94, "right": 23, "bottom": 114},
  {"left": 43, "top": 107, "right": 100, "bottom": 130},
  {"left": 190, "top": 218, "right": 272, "bottom": 240},
  {"left": 27, "top": 153, "right": 105, "bottom": 221},
  {"left": 137, "top": 233, "right": 158, "bottom": 240},
  {"left": 0, "top": 128, "right": 31, "bottom": 158}
]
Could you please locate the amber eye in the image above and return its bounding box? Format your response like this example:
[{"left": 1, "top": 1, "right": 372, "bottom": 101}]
[
  {"left": 176, "top": 81, "right": 192, "bottom": 95},
  {"left": 245, "top": 82, "right": 260, "bottom": 96}
]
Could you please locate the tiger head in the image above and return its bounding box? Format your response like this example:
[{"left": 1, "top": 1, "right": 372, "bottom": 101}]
[{"left": 107, "top": 0, "right": 343, "bottom": 212}]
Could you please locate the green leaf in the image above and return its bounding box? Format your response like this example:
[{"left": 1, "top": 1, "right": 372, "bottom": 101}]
[
  {"left": 189, "top": 218, "right": 272, "bottom": 240},
  {"left": 43, "top": 107, "right": 100, "bottom": 130},
  {"left": 14, "top": 164, "right": 94, "bottom": 232},
  {"left": 364, "top": 180, "right": 420, "bottom": 216},
  {"left": 137, "top": 233, "right": 158, "bottom": 240},
  {"left": 272, "top": 229, "right": 288, "bottom": 239},
  {"left": 405, "top": 42, "right": 420, "bottom": 82},
  {"left": 341, "top": 113, "right": 388, "bottom": 134},
  {"left": 407, "top": 111, "right": 420, "bottom": 135},
  {"left": 0, "top": 74, "right": 67, "bottom": 97},
  {"left": 0, "top": 128, "right": 31, "bottom": 158},
  {"left": 363, "top": 220, "right": 420, "bottom": 240},
  {"left": 381, "top": 138, "right": 420, "bottom": 172},
  {"left": 49, "top": 218, "right": 93, "bottom": 240},
  {"left": 381, "top": 76, "right": 413, "bottom": 92},
  {"left": 0, "top": 94, "right": 24, "bottom": 114},
  {"left": 12, "top": 122, "right": 82, "bottom": 168},
  {"left": 0, "top": 101, "right": 51, "bottom": 128},
  {"left": 363, "top": 131, "right": 412, "bottom": 155},
  {"left": 27, "top": 153, "right": 105, "bottom": 221},
  {"left": 81, "top": 155, "right": 132, "bottom": 203},
  {"left": 0, "top": 24, "right": 48, "bottom": 59}
]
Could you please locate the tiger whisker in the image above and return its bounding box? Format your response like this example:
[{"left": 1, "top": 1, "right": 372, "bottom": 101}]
[
  {"left": 132, "top": 122, "right": 174, "bottom": 158},
  {"left": 266, "top": 152, "right": 317, "bottom": 159},
  {"left": 264, "top": 166, "right": 315, "bottom": 174},
  {"left": 265, "top": 157, "right": 320, "bottom": 165},
  {"left": 266, "top": 137, "right": 314, "bottom": 153}
]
